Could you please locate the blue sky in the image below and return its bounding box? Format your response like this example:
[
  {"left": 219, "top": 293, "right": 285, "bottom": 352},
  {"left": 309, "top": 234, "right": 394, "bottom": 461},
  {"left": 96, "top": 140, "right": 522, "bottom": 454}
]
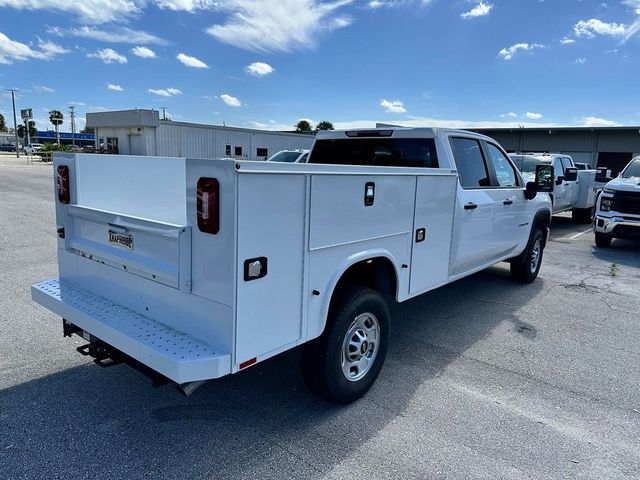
[{"left": 1, "top": 0, "right": 640, "bottom": 133}]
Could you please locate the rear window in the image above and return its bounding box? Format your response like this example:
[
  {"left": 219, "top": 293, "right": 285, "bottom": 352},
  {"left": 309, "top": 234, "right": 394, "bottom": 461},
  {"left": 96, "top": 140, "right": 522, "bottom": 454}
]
[{"left": 309, "top": 138, "right": 438, "bottom": 168}]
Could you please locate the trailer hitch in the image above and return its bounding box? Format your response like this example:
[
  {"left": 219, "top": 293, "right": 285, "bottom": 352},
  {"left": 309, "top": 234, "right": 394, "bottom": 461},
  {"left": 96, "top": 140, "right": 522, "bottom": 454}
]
[{"left": 76, "top": 341, "right": 122, "bottom": 368}]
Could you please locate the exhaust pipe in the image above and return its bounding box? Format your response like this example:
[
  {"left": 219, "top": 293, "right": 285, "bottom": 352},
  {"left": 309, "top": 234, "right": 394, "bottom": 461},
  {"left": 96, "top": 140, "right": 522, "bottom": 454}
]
[{"left": 176, "top": 380, "right": 207, "bottom": 397}]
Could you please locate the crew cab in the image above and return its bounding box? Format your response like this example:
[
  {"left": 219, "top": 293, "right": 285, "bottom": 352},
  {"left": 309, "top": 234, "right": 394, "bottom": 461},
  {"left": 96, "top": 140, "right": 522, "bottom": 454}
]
[
  {"left": 594, "top": 156, "right": 640, "bottom": 247},
  {"left": 32, "top": 128, "right": 553, "bottom": 403},
  {"left": 510, "top": 153, "right": 603, "bottom": 223}
]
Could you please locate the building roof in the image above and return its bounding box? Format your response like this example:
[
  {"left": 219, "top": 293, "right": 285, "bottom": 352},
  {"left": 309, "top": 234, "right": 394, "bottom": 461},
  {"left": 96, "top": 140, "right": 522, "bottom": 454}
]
[{"left": 468, "top": 126, "right": 640, "bottom": 134}]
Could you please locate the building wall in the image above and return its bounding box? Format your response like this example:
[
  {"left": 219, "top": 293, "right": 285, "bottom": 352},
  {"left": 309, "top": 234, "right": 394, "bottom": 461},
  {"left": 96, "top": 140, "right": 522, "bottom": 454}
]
[{"left": 154, "top": 123, "right": 314, "bottom": 160}]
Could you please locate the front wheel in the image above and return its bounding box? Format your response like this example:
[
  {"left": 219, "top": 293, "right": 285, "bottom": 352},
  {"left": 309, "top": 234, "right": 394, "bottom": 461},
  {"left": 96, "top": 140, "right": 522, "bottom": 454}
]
[
  {"left": 595, "top": 232, "right": 612, "bottom": 248},
  {"left": 301, "top": 286, "right": 390, "bottom": 404},
  {"left": 510, "top": 228, "right": 545, "bottom": 283}
]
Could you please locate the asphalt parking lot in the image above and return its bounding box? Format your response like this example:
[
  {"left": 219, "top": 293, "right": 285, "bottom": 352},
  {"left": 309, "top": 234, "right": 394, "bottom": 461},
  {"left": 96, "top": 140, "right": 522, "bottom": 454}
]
[{"left": 1, "top": 158, "right": 639, "bottom": 480}]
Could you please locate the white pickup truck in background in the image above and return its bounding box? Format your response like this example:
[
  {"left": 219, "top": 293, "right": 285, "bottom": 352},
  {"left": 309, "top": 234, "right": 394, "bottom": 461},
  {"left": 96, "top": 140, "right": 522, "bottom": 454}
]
[
  {"left": 32, "top": 128, "right": 554, "bottom": 403},
  {"left": 594, "top": 156, "right": 640, "bottom": 247},
  {"left": 510, "top": 153, "right": 604, "bottom": 223}
]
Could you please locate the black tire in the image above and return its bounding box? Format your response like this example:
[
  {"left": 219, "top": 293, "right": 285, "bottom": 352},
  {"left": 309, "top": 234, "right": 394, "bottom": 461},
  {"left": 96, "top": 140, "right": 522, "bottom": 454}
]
[
  {"left": 572, "top": 207, "right": 594, "bottom": 224},
  {"left": 510, "top": 227, "right": 545, "bottom": 283},
  {"left": 595, "top": 232, "right": 612, "bottom": 248},
  {"left": 301, "top": 286, "right": 390, "bottom": 404}
]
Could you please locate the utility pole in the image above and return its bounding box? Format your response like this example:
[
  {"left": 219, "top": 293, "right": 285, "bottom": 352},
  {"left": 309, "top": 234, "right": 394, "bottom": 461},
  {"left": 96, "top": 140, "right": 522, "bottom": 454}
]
[
  {"left": 160, "top": 107, "right": 167, "bottom": 120},
  {"left": 6, "top": 89, "right": 19, "bottom": 158},
  {"left": 69, "top": 105, "right": 76, "bottom": 146}
]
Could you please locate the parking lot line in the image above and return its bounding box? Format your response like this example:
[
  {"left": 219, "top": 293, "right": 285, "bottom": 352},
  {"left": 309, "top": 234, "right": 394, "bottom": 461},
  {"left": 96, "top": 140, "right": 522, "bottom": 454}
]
[{"left": 569, "top": 228, "right": 593, "bottom": 240}]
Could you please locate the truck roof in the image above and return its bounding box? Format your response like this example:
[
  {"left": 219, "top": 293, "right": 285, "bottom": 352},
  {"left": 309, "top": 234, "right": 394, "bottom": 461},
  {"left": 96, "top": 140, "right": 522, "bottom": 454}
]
[{"left": 315, "top": 127, "right": 494, "bottom": 141}]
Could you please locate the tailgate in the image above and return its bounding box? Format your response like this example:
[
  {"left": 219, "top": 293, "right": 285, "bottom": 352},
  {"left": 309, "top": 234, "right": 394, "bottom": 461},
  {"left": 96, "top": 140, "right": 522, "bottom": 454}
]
[{"left": 63, "top": 204, "right": 191, "bottom": 291}]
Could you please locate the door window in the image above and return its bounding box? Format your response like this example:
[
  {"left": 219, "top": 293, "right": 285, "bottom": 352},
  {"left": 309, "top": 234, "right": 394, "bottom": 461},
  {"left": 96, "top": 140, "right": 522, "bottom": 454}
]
[
  {"left": 561, "top": 157, "right": 573, "bottom": 174},
  {"left": 486, "top": 143, "right": 518, "bottom": 188},
  {"left": 553, "top": 158, "right": 563, "bottom": 178},
  {"left": 450, "top": 138, "right": 490, "bottom": 188}
]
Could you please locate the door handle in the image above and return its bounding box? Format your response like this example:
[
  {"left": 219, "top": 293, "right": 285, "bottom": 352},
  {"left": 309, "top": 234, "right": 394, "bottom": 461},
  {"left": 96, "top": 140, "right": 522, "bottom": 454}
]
[
  {"left": 503, "top": 199, "right": 514, "bottom": 206},
  {"left": 464, "top": 203, "right": 478, "bottom": 210}
]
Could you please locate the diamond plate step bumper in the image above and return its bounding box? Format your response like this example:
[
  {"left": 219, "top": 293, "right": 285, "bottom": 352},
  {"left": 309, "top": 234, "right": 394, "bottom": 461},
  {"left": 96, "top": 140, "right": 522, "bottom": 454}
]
[{"left": 32, "top": 279, "right": 231, "bottom": 383}]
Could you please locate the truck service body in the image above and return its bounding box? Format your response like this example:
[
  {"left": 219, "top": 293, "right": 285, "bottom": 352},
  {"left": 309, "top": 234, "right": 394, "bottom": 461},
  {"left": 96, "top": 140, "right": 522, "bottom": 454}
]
[{"left": 32, "top": 128, "right": 553, "bottom": 402}]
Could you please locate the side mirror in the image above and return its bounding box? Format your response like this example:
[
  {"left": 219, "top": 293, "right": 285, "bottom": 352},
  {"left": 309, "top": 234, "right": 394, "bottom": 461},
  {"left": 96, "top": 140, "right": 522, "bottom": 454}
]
[
  {"left": 595, "top": 167, "right": 613, "bottom": 183},
  {"left": 564, "top": 167, "right": 578, "bottom": 182},
  {"left": 526, "top": 164, "right": 554, "bottom": 200},
  {"left": 556, "top": 176, "right": 564, "bottom": 186}
]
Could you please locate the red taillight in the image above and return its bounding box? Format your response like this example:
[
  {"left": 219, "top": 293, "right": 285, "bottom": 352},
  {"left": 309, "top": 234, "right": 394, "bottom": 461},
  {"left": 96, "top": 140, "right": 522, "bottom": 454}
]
[
  {"left": 197, "top": 177, "right": 219, "bottom": 234},
  {"left": 57, "top": 165, "right": 70, "bottom": 204}
]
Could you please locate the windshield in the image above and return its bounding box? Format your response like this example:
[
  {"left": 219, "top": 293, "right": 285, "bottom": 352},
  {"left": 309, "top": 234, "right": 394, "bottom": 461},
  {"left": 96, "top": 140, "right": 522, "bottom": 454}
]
[
  {"left": 621, "top": 158, "right": 640, "bottom": 178},
  {"left": 521, "top": 158, "right": 551, "bottom": 174},
  {"left": 268, "top": 151, "right": 303, "bottom": 163},
  {"left": 309, "top": 138, "right": 438, "bottom": 168}
]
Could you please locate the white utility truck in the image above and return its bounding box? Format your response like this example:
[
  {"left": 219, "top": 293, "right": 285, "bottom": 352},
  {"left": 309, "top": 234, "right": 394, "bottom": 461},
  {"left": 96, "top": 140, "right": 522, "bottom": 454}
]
[
  {"left": 509, "top": 153, "right": 604, "bottom": 223},
  {"left": 32, "top": 128, "right": 554, "bottom": 403},
  {"left": 594, "top": 156, "right": 640, "bottom": 248}
]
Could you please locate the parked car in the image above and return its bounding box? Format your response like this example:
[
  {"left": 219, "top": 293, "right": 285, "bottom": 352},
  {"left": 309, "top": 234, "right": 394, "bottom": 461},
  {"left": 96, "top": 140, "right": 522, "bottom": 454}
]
[
  {"left": 32, "top": 128, "right": 553, "bottom": 403},
  {"left": 0, "top": 143, "right": 17, "bottom": 152},
  {"left": 24, "top": 143, "right": 44, "bottom": 154},
  {"left": 510, "top": 153, "right": 604, "bottom": 223},
  {"left": 594, "top": 156, "right": 640, "bottom": 247},
  {"left": 267, "top": 149, "right": 310, "bottom": 163}
]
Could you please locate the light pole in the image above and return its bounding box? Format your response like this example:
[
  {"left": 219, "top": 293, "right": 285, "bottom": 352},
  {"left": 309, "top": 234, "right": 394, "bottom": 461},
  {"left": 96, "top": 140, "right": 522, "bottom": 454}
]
[
  {"left": 6, "top": 89, "right": 19, "bottom": 158},
  {"left": 69, "top": 105, "right": 76, "bottom": 146}
]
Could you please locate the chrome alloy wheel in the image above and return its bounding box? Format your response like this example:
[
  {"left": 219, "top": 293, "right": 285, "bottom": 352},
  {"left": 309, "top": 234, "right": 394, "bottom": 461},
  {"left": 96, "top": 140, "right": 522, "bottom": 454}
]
[
  {"left": 530, "top": 238, "right": 542, "bottom": 273},
  {"left": 341, "top": 313, "right": 380, "bottom": 382}
]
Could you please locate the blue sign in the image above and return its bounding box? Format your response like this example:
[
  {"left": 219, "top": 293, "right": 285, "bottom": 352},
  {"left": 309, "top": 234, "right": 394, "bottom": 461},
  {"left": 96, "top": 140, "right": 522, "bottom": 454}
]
[{"left": 35, "top": 131, "right": 95, "bottom": 140}]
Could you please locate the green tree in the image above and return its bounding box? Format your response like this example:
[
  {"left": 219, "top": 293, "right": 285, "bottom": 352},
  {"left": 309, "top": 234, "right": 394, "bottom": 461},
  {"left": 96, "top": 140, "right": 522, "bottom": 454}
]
[
  {"left": 315, "top": 121, "right": 334, "bottom": 131},
  {"left": 81, "top": 126, "right": 95, "bottom": 134},
  {"left": 49, "top": 110, "right": 64, "bottom": 144},
  {"left": 295, "top": 120, "right": 313, "bottom": 133},
  {"left": 0, "top": 113, "right": 7, "bottom": 133},
  {"left": 17, "top": 121, "right": 37, "bottom": 141}
]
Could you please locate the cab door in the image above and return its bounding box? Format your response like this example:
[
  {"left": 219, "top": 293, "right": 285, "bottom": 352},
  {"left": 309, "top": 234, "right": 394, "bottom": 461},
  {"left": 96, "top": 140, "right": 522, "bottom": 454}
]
[
  {"left": 449, "top": 137, "right": 503, "bottom": 276},
  {"left": 552, "top": 157, "right": 568, "bottom": 212}
]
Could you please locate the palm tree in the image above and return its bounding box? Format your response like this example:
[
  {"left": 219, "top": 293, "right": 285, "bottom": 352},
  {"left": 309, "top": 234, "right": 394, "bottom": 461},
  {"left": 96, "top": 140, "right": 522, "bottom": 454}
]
[
  {"left": 295, "top": 120, "right": 312, "bottom": 133},
  {"left": 49, "top": 110, "right": 64, "bottom": 145},
  {"left": 0, "top": 113, "right": 7, "bottom": 133},
  {"left": 315, "top": 121, "right": 334, "bottom": 131}
]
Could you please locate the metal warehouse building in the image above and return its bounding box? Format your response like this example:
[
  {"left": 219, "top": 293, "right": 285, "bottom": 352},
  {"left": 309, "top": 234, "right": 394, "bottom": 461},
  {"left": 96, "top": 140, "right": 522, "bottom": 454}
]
[
  {"left": 86, "top": 109, "right": 314, "bottom": 161},
  {"left": 470, "top": 126, "right": 640, "bottom": 176}
]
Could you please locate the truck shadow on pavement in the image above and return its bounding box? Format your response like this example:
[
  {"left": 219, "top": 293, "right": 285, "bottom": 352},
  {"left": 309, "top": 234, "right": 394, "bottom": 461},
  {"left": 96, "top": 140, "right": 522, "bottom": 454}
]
[{"left": 1, "top": 266, "right": 543, "bottom": 479}]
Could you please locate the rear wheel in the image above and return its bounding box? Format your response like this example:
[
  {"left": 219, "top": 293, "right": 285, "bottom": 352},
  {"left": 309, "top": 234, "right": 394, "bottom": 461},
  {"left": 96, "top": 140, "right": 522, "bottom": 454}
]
[
  {"left": 301, "top": 286, "right": 390, "bottom": 404},
  {"left": 595, "top": 232, "right": 612, "bottom": 248},
  {"left": 572, "top": 207, "right": 594, "bottom": 224},
  {"left": 511, "top": 227, "right": 545, "bottom": 283}
]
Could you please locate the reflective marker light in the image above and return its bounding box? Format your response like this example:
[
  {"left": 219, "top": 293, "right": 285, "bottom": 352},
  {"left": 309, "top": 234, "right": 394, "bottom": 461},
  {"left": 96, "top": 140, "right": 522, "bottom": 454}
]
[
  {"left": 57, "top": 165, "right": 70, "bottom": 204},
  {"left": 197, "top": 177, "right": 220, "bottom": 234}
]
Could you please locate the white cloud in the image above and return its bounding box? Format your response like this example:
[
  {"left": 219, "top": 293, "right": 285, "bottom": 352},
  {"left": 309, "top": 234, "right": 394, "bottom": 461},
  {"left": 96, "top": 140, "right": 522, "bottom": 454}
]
[
  {"left": 497, "top": 43, "right": 544, "bottom": 60},
  {"left": 0, "top": 0, "right": 146, "bottom": 24},
  {"left": 380, "top": 99, "right": 406, "bottom": 113},
  {"left": 107, "top": 83, "right": 124, "bottom": 91},
  {"left": 560, "top": 37, "right": 576, "bottom": 44},
  {"left": 131, "top": 46, "right": 157, "bottom": 58},
  {"left": 177, "top": 53, "right": 208, "bottom": 68},
  {"left": 575, "top": 57, "right": 587, "bottom": 64},
  {"left": 148, "top": 88, "right": 182, "bottom": 96},
  {"left": 367, "top": 0, "right": 435, "bottom": 8},
  {"left": 574, "top": 18, "right": 627, "bottom": 37},
  {"left": 500, "top": 112, "right": 517, "bottom": 118},
  {"left": 34, "top": 85, "right": 55, "bottom": 93},
  {"left": 461, "top": 1, "right": 493, "bottom": 19},
  {"left": 0, "top": 32, "right": 68, "bottom": 64},
  {"left": 87, "top": 48, "right": 127, "bottom": 64},
  {"left": 245, "top": 61, "right": 275, "bottom": 76},
  {"left": 155, "top": 0, "right": 218, "bottom": 10},
  {"left": 206, "top": 0, "right": 354, "bottom": 53},
  {"left": 579, "top": 116, "right": 620, "bottom": 127},
  {"left": 526, "top": 112, "right": 543, "bottom": 119},
  {"left": 220, "top": 94, "right": 242, "bottom": 107},
  {"left": 47, "top": 25, "right": 167, "bottom": 45}
]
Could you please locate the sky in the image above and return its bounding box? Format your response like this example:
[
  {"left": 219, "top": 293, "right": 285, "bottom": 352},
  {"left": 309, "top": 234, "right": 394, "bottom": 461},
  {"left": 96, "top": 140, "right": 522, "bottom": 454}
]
[{"left": 1, "top": 0, "right": 640, "bottom": 133}]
